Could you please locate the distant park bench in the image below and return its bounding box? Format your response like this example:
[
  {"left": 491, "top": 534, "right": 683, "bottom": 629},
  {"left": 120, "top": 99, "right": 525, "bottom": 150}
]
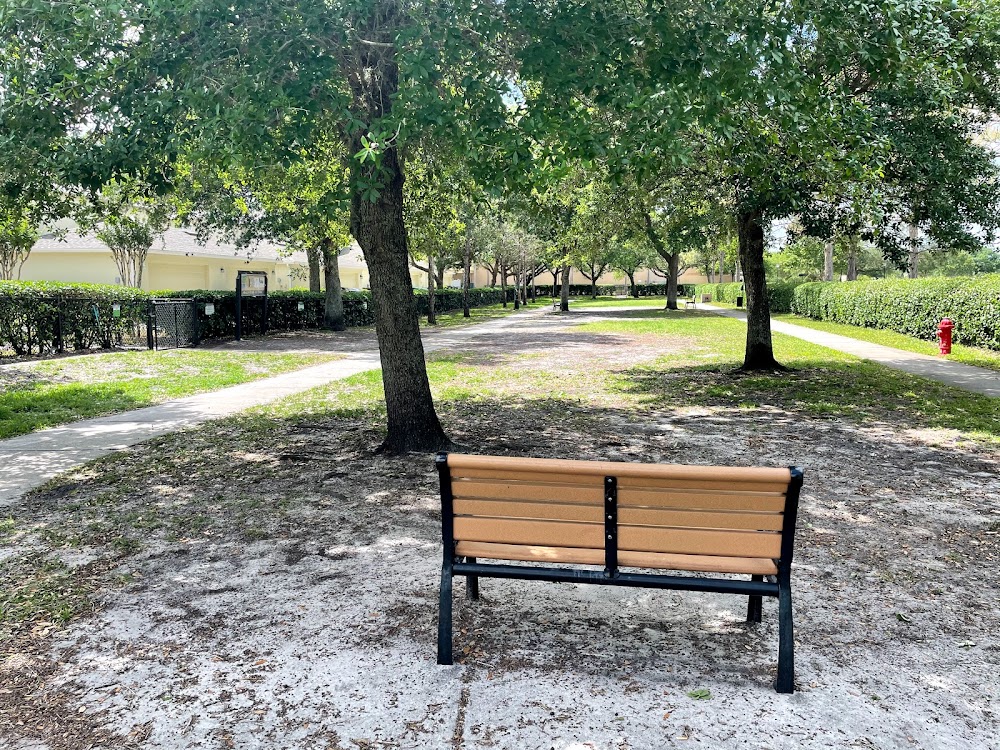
[
  {"left": 551, "top": 298, "right": 568, "bottom": 310},
  {"left": 435, "top": 452, "right": 804, "bottom": 693}
]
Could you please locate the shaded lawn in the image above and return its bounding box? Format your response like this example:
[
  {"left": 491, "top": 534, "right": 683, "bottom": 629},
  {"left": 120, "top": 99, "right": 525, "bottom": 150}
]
[
  {"left": 0, "top": 349, "right": 342, "bottom": 439},
  {"left": 773, "top": 313, "right": 1000, "bottom": 373},
  {"left": 576, "top": 311, "right": 1000, "bottom": 442},
  {"left": 273, "top": 309, "right": 1000, "bottom": 444},
  {"left": 561, "top": 295, "right": 672, "bottom": 309},
  {"left": 419, "top": 300, "right": 544, "bottom": 329}
]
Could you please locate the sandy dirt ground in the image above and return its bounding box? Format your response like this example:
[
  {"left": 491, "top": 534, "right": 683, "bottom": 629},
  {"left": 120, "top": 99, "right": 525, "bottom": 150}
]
[{"left": 2, "top": 312, "right": 998, "bottom": 750}]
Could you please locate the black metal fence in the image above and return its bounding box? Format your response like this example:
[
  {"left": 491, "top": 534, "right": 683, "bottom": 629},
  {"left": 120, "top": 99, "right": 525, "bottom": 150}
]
[
  {"left": 0, "top": 296, "right": 199, "bottom": 359},
  {"left": 148, "top": 299, "right": 200, "bottom": 350}
]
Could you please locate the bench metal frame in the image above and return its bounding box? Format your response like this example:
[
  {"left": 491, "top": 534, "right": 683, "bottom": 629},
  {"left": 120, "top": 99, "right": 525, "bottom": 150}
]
[{"left": 435, "top": 452, "right": 804, "bottom": 693}]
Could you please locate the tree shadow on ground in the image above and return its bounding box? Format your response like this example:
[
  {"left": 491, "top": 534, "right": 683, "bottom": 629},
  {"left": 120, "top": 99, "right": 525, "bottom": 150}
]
[{"left": 618, "top": 355, "right": 1000, "bottom": 442}]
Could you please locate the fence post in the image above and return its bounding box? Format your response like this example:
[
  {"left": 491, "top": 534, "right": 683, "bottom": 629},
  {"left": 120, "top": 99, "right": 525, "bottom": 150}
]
[
  {"left": 146, "top": 301, "right": 155, "bottom": 350},
  {"left": 56, "top": 296, "right": 65, "bottom": 353},
  {"left": 191, "top": 300, "right": 201, "bottom": 346}
]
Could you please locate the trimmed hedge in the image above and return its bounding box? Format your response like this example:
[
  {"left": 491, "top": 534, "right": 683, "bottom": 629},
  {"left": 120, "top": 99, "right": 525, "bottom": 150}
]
[
  {"left": 693, "top": 281, "right": 801, "bottom": 313},
  {"left": 0, "top": 281, "right": 149, "bottom": 356},
  {"left": 791, "top": 277, "right": 1000, "bottom": 350},
  {"left": 157, "top": 286, "right": 516, "bottom": 338},
  {"left": 532, "top": 283, "right": 696, "bottom": 298},
  {"left": 156, "top": 289, "right": 378, "bottom": 338},
  {"left": 1, "top": 280, "right": 522, "bottom": 356}
]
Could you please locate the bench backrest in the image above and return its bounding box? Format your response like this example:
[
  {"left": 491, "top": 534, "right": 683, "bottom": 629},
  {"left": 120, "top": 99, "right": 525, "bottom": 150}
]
[{"left": 437, "top": 453, "right": 802, "bottom": 572}]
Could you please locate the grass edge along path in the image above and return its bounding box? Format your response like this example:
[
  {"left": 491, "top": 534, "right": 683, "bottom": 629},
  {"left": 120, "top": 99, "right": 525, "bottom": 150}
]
[
  {"left": 772, "top": 313, "right": 1000, "bottom": 373},
  {"left": 0, "top": 350, "right": 344, "bottom": 440}
]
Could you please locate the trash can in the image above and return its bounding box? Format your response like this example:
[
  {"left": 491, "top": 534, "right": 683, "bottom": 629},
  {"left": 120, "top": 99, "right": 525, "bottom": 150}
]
[{"left": 736, "top": 296, "right": 744, "bottom": 307}]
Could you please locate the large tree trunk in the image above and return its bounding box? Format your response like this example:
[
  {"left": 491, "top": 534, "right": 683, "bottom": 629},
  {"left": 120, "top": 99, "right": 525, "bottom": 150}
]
[
  {"left": 644, "top": 213, "right": 679, "bottom": 310},
  {"left": 426, "top": 252, "right": 437, "bottom": 325},
  {"left": 907, "top": 224, "right": 920, "bottom": 279},
  {"left": 462, "top": 239, "right": 471, "bottom": 318},
  {"left": 489, "top": 266, "right": 498, "bottom": 287},
  {"left": 626, "top": 271, "right": 637, "bottom": 298},
  {"left": 551, "top": 269, "right": 558, "bottom": 296},
  {"left": 823, "top": 241, "right": 834, "bottom": 282},
  {"left": 500, "top": 261, "right": 508, "bottom": 307},
  {"left": 737, "top": 209, "right": 782, "bottom": 371},
  {"left": 321, "top": 238, "right": 345, "bottom": 331},
  {"left": 559, "top": 264, "right": 570, "bottom": 312},
  {"left": 666, "top": 252, "right": 680, "bottom": 310},
  {"left": 718, "top": 250, "right": 726, "bottom": 281},
  {"left": 308, "top": 244, "right": 322, "bottom": 293},
  {"left": 847, "top": 236, "right": 859, "bottom": 280},
  {"left": 350, "top": 145, "right": 448, "bottom": 453}
]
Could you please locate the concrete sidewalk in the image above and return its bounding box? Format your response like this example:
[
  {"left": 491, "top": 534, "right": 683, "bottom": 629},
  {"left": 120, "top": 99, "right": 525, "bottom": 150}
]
[
  {"left": 704, "top": 305, "right": 1000, "bottom": 397},
  {"left": 0, "top": 307, "right": 547, "bottom": 505}
]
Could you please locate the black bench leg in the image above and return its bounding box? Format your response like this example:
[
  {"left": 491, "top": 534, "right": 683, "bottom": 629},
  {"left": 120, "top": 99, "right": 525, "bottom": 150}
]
[
  {"left": 775, "top": 574, "right": 794, "bottom": 694},
  {"left": 466, "top": 557, "right": 479, "bottom": 601},
  {"left": 437, "top": 564, "right": 454, "bottom": 665},
  {"left": 747, "top": 575, "right": 763, "bottom": 624}
]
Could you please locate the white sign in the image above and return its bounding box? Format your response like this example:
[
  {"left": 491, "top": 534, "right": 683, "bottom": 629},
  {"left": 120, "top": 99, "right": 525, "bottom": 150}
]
[{"left": 204, "top": 303, "right": 215, "bottom": 316}]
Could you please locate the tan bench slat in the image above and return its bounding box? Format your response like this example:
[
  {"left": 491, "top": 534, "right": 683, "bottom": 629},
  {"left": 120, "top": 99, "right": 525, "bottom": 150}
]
[
  {"left": 453, "top": 518, "right": 781, "bottom": 558},
  {"left": 453, "top": 480, "right": 603, "bottom": 504},
  {"left": 454, "top": 479, "right": 786, "bottom": 512},
  {"left": 454, "top": 517, "right": 604, "bottom": 549},
  {"left": 454, "top": 499, "right": 783, "bottom": 531},
  {"left": 619, "top": 525, "right": 781, "bottom": 558},
  {"left": 620, "top": 507, "right": 784, "bottom": 531},
  {"left": 454, "top": 499, "right": 603, "bottom": 523},
  {"left": 447, "top": 453, "right": 790, "bottom": 484},
  {"left": 618, "top": 488, "right": 786, "bottom": 512},
  {"left": 451, "top": 468, "right": 788, "bottom": 493},
  {"left": 618, "top": 476, "right": 790, "bottom": 493},
  {"left": 455, "top": 542, "right": 779, "bottom": 575}
]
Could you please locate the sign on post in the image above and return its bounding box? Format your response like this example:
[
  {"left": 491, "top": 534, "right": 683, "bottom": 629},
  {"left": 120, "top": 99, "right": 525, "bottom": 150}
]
[{"left": 235, "top": 270, "right": 269, "bottom": 341}]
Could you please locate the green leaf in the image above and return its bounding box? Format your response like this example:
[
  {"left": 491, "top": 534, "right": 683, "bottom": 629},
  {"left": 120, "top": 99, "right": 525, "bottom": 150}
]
[{"left": 687, "top": 688, "right": 712, "bottom": 700}]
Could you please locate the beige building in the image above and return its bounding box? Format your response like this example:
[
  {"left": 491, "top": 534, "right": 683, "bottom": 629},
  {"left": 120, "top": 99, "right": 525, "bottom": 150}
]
[
  {"left": 20, "top": 226, "right": 725, "bottom": 293},
  {"left": 21, "top": 227, "right": 310, "bottom": 292}
]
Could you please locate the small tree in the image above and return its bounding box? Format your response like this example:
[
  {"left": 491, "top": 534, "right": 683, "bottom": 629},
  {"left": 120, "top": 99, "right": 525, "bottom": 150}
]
[
  {"left": 0, "top": 199, "right": 38, "bottom": 280},
  {"left": 85, "top": 181, "right": 172, "bottom": 289}
]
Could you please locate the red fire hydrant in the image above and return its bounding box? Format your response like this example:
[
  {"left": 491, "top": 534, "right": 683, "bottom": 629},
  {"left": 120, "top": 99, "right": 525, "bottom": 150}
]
[{"left": 937, "top": 318, "right": 955, "bottom": 356}]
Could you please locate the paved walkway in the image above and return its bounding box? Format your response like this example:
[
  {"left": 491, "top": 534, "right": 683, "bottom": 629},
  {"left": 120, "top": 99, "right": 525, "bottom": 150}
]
[
  {"left": 0, "top": 308, "right": 547, "bottom": 506},
  {"left": 702, "top": 304, "right": 1000, "bottom": 397}
]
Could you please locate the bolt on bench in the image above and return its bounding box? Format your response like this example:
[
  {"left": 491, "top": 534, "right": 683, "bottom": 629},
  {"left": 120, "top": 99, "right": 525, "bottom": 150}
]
[{"left": 435, "top": 453, "right": 804, "bottom": 693}]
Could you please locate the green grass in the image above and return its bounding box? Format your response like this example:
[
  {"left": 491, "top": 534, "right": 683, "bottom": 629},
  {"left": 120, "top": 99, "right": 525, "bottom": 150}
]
[
  {"left": 773, "top": 314, "right": 1000, "bottom": 372},
  {"left": 0, "top": 349, "right": 342, "bottom": 439},
  {"left": 267, "top": 309, "right": 1000, "bottom": 443},
  {"left": 420, "top": 300, "right": 545, "bottom": 329},
  {"left": 576, "top": 311, "right": 1000, "bottom": 440},
  {"left": 560, "top": 295, "right": 672, "bottom": 309}
]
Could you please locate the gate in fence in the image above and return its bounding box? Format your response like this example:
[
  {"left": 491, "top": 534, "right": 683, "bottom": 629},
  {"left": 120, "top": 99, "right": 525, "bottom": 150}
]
[{"left": 147, "top": 299, "right": 200, "bottom": 351}]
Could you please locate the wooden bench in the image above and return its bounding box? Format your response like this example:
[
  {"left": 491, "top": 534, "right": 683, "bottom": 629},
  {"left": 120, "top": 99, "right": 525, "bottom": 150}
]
[{"left": 435, "top": 453, "right": 804, "bottom": 693}]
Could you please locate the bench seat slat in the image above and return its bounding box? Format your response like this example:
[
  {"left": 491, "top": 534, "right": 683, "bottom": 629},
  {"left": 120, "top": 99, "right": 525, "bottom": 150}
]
[
  {"left": 454, "top": 541, "right": 779, "bottom": 575},
  {"left": 453, "top": 480, "right": 603, "bottom": 504},
  {"left": 451, "top": 469, "right": 789, "bottom": 493},
  {"left": 454, "top": 498, "right": 784, "bottom": 531},
  {"left": 454, "top": 480, "right": 786, "bottom": 511},
  {"left": 453, "top": 517, "right": 782, "bottom": 558},
  {"left": 446, "top": 454, "right": 790, "bottom": 484}
]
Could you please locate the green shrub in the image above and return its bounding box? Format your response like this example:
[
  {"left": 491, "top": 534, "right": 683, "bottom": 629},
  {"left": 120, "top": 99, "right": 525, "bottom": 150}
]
[
  {"left": 1, "top": 281, "right": 528, "bottom": 357},
  {"left": 791, "top": 276, "right": 1000, "bottom": 349},
  {"left": 693, "top": 281, "right": 800, "bottom": 313},
  {"left": 0, "top": 281, "right": 150, "bottom": 356}
]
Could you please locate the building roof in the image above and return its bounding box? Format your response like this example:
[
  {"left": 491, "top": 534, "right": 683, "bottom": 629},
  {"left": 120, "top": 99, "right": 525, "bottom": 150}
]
[{"left": 33, "top": 226, "right": 311, "bottom": 265}]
